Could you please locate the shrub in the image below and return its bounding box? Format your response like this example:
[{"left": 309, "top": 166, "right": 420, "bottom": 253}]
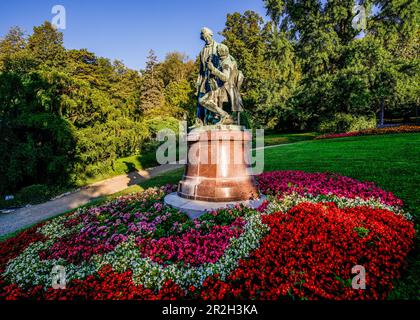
[
  {"left": 146, "top": 117, "right": 180, "bottom": 139},
  {"left": 15, "top": 184, "right": 52, "bottom": 205},
  {"left": 318, "top": 113, "right": 377, "bottom": 133}
]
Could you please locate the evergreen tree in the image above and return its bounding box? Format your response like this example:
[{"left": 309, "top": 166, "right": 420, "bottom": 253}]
[
  {"left": 27, "top": 21, "right": 65, "bottom": 68},
  {"left": 139, "top": 50, "right": 165, "bottom": 117}
]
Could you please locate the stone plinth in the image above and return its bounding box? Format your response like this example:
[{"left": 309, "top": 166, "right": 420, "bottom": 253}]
[{"left": 177, "top": 125, "right": 259, "bottom": 202}]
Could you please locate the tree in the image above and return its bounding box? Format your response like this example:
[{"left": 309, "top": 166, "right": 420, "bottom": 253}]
[
  {"left": 221, "top": 10, "right": 300, "bottom": 129},
  {"left": 159, "top": 52, "right": 195, "bottom": 86},
  {"left": 0, "top": 26, "right": 26, "bottom": 69},
  {"left": 139, "top": 50, "right": 166, "bottom": 117},
  {"left": 159, "top": 52, "right": 196, "bottom": 119},
  {"left": 27, "top": 21, "right": 65, "bottom": 68},
  {"left": 0, "top": 26, "right": 36, "bottom": 74},
  {"left": 370, "top": 0, "right": 419, "bottom": 58},
  {"left": 164, "top": 79, "right": 195, "bottom": 118},
  {"left": 261, "top": 0, "right": 419, "bottom": 130},
  {"left": 369, "top": 0, "right": 420, "bottom": 121}
]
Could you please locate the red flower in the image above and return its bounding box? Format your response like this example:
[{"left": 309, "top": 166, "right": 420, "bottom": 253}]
[{"left": 200, "top": 202, "right": 415, "bottom": 300}]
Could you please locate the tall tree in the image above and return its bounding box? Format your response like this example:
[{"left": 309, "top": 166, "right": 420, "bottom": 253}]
[
  {"left": 159, "top": 52, "right": 195, "bottom": 86},
  {"left": 0, "top": 26, "right": 35, "bottom": 73},
  {"left": 158, "top": 52, "right": 196, "bottom": 119},
  {"left": 139, "top": 50, "right": 166, "bottom": 118},
  {"left": 0, "top": 26, "right": 25, "bottom": 61},
  {"left": 222, "top": 10, "right": 300, "bottom": 129},
  {"left": 27, "top": 21, "right": 65, "bottom": 68}
]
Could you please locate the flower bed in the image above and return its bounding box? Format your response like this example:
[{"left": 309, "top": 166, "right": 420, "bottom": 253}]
[
  {"left": 315, "top": 125, "right": 420, "bottom": 140},
  {"left": 0, "top": 171, "right": 415, "bottom": 300}
]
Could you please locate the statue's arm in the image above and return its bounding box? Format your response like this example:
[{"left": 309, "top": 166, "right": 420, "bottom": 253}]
[{"left": 209, "top": 63, "right": 229, "bottom": 82}]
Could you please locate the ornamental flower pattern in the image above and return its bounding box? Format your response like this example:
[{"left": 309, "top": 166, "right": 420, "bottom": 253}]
[
  {"left": 0, "top": 171, "right": 415, "bottom": 300},
  {"left": 257, "top": 171, "right": 403, "bottom": 207}
]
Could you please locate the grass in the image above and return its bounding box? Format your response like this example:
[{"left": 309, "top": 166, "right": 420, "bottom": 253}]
[{"left": 262, "top": 132, "right": 317, "bottom": 147}]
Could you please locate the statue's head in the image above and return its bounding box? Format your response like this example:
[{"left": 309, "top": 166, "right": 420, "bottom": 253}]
[
  {"left": 217, "top": 44, "right": 229, "bottom": 59},
  {"left": 200, "top": 27, "right": 213, "bottom": 44}
]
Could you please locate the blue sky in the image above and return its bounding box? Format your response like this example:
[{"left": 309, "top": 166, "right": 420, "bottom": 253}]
[{"left": 0, "top": 0, "right": 267, "bottom": 70}]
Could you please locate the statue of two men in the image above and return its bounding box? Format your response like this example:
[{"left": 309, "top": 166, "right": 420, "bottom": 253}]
[{"left": 195, "top": 27, "right": 244, "bottom": 127}]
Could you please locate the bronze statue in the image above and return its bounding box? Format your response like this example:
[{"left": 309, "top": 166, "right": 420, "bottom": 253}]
[
  {"left": 195, "top": 27, "right": 220, "bottom": 127},
  {"left": 194, "top": 28, "right": 245, "bottom": 127}
]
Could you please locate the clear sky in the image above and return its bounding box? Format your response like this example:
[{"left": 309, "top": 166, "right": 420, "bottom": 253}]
[{"left": 0, "top": 0, "right": 267, "bottom": 70}]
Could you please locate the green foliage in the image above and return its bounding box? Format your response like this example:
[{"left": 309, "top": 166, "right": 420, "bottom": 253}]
[
  {"left": 318, "top": 113, "right": 377, "bottom": 133},
  {"left": 146, "top": 116, "right": 180, "bottom": 138},
  {"left": 223, "top": 0, "right": 420, "bottom": 131},
  {"left": 0, "top": 22, "right": 196, "bottom": 197},
  {"left": 0, "top": 71, "right": 78, "bottom": 194},
  {"left": 354, "top": 226, "right": 370, "bottom": 239},
  {"left": 15, "top": 184, "right": 52, "bottom": 204},
  {"left": 153, "top": 210, "right": 189, "bottom": 239},
  {"left": 140, "top": 50, "right": 166, "bottom": 117},
  {"left": 159, "top": 52, "right": 196, "bottom": 122},
  {"left": 164, "top": 79, "right": 195, "bottom": 118},
  {"left": 198, "top": 210, "right": 236, "bottom": 227},
  {"left": 221, "top": 11, "right": 301, "bottom": 130},
  {"left": 27, "top": 21, "right": 65, "bottom": 67}
]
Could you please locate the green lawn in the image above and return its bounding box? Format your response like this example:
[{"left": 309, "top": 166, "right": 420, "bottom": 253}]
[
  {"left": 262, "top": 132, "right": 317, "bottom": 147},
  {"left": 77, "top": 151, "right": 158, "bottom": 186}
]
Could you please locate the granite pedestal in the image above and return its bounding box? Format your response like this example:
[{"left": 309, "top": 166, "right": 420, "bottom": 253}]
[{"left": 164, "top": 125, "right": 264, "bottom": 218}]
